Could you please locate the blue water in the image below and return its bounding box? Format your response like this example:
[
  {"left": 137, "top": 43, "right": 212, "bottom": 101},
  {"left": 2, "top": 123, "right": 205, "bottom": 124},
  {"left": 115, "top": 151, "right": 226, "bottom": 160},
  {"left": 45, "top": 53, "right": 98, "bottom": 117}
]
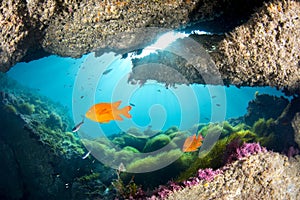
[
  {"left": 7, "top": 51, "right": 287, "bottom": 138},
  {"left": 7, "top": 31, "right": 288, "bottom": 137}
]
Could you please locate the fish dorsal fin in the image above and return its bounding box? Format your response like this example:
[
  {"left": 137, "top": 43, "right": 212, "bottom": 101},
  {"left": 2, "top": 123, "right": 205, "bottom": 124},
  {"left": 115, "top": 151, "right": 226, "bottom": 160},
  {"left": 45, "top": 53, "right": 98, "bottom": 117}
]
[{"left": 112, "top": 101, "right": 122, "bottom": 108}]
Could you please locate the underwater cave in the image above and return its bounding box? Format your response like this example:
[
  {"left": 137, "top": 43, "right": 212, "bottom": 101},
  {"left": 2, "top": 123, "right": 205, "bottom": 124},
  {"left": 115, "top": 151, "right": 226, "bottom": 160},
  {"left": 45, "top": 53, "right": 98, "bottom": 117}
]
[{"left": 0, "top": 0, "right": 300, "bottom": 199}]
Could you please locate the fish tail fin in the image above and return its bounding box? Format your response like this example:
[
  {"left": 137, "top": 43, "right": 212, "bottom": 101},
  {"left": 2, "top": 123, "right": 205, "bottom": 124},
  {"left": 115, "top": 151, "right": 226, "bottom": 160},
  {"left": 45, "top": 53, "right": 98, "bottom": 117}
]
[{"left": 120, "top": 106, "right": 132, "bottom": 119}]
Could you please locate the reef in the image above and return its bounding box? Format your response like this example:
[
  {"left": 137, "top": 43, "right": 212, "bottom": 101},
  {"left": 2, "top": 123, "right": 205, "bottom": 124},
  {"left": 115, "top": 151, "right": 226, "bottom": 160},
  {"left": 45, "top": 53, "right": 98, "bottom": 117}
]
[
  {"left": 215, "top": 0, "right": 300, "bottom": 95},
  {"left": 1, "top": 71, "right": 300, "bottom": 199},
  {"left": 292, "top": 112, "right": 300, "bottom": 148},
  {"left": 128, "top": 0, "right": 299, "bottom": 94},
  {"left": 166, "top": 152, "right": 300, "bottom": 200},
  {"left": 1, "top": 0, "right": 299, "bottom": 94},
  {"left": 0, "top": 74, "right": 115, "bottom": 199}
]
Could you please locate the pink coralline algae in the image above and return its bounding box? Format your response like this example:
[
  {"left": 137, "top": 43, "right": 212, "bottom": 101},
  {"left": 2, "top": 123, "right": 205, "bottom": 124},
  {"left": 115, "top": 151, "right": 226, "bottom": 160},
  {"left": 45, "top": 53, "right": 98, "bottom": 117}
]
[
  {"left": 134, "top": 143, "right": 268, "bottom": 200},
  {"left": 152, "top": 181, "right": 183, "bottom": 199},
  {"left": 183, "top": 168, "right": 223, "bottom": 187},
  {"left": 226, "top": 142, "right": 267, "bottom": 163}
]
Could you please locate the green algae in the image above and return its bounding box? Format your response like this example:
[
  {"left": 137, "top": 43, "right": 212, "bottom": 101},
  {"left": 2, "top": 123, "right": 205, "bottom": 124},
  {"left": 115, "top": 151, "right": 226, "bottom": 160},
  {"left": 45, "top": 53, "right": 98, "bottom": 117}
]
[
  {"left": 77, "top": 173, "right": 101, "bottom": 182},
  {"left": 143, "top": 134, "right": 171, "bottom": 153},
  {"left": 18, "top": 102, "right": 35, "bottom": 115},
  {"left": 3, "top": 104, "right": 17, "bottom": 114}
]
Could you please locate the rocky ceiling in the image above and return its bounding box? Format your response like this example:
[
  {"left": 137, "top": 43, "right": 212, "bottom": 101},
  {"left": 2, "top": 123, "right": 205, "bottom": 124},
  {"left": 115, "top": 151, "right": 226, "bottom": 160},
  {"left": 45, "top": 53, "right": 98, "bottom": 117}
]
[{"left": 0, "top": 0, "right": 299, "bottom": 94}]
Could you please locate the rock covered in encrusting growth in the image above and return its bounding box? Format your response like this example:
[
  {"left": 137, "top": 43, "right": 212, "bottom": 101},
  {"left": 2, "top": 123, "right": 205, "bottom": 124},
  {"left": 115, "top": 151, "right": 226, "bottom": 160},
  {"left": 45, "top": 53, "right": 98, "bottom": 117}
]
[
  {"left": 244, "top": 93, "right": 289, "bottom": 126},
  {"left": 292, "top": 112, "right": 300, "bottom": 148},
  {"left": 215, "top": 0, "right": 300, "bottom": 94},
  {"left": 166, "top": 152, "right": 300, "bottom": 200}
]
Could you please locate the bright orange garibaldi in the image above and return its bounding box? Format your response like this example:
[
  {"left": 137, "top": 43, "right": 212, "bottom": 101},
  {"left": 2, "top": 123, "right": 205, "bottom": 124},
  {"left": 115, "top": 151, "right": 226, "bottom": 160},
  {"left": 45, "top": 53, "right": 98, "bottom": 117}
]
[
  {"left": 182, "top": 134, "right": 203, "bottom": 152},
  {"left": 85, "top": 101, "right": 132, "bottom": 123}
]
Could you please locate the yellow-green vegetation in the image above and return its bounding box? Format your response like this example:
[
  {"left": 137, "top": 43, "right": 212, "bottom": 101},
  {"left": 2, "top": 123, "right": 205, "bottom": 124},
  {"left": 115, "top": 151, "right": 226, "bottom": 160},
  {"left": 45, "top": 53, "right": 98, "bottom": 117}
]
[
  {"left": 168, "top": 131, "right": 188, "bottom": 140},
  {"left": 82, "top": 139, "right": 116, "bottom": 158},
  {"left": 251, "top": 118, "right": 278, "bottom": 150},
  {"left": 18, "top": 102, "right": 35, "bottom": 115},
  {"left": 65, "top": 131, "right": 77, "bottom": 143},
  {"left": 122, "top": 146, "right": 140, "bottom": 153},
  {"left": 143, "top": 134, "right": 171, "bottom": 153},
  {"left": 164, "top": 126, "right": 179, "bottom": 135},
  {"left": 45, "top": 112, "right": 63, "bottom": 130},
  {"left": 177, "top": 128, "right": 257, "bottom": 182},
  {"left": 126, "top": 149, "right": 182, "bottom": 172},
  {"left": 112, "top": 133, "right": 147, "bottom": 152},
  {"left": 76, "top": 173, "right": 100, "bottom": 182},
  {"left": 3, "top": 104, "right": 17, "bottom": 114},
  {"left": 252, "top": 118, "right": 275, "bottom": 137},
  {"left": 114, "top": 148, "right": 136, "bottom": 163},
  {"left": 112, "top": 174, "right": 140, "bottom": 199},
  {"left": 199, "top": 121, "right": 247, "bottom": 138}
]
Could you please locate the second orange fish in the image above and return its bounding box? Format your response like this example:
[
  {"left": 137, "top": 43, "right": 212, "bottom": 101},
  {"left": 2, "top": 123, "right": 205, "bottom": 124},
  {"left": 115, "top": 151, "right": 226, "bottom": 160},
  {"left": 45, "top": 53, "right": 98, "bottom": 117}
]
[
  {"left": 85, "top": 101, "right": 132, "bottom": 123},
  {"left": 182, "top": 134, "right": 203, "bottom": 152}
]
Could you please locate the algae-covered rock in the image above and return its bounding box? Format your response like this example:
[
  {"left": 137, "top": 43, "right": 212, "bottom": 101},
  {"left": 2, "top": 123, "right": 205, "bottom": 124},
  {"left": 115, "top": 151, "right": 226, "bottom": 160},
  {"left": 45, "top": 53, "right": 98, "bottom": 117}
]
[
  {"left": 18, "top": 102, "right": 35, "bottom": 115},
  {"left": 112, "top": 133, "right": 147, "bottom": 152},
  {"left": 164, "top": 126, "right": 179, "bottom": 136},
  {"left": 127, "top": 127, "right": 144, "bottom": 138},
  {"left": 45, "top": 112, "right": 63, "bottom": 130},
  {"left": 167, "top": 152, "right": 300, "bottom": 200},
  {"left": 2, "top": 104, "right": 17, "bottom": 114},
  {"left": 143, "top": 134, "right": 171, "bottom": 153},
  {"left": 123, "top": 146, "right": 140, "bottom": 153},
  {"left": 124, "top": 149, "right": 184, "bottom": 188},
  {"left": 177, "top": 129, "right": 257, "bottom": 182},
  {"left": 215, "top": 0, "right": 300, "bottom": 94},
  {"left": 244, "top": 94, "right": 289, "bottom": 126}
]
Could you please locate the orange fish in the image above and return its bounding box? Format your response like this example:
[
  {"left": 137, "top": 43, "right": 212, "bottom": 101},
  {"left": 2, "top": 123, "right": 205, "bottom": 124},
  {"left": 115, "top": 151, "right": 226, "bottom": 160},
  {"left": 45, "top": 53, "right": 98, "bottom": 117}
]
[
  {"left": 85, "top": 101, "right": 132, "bottom": 123},
  {"left": 182, "top": 134, "right": 203, "bottom": 152}
]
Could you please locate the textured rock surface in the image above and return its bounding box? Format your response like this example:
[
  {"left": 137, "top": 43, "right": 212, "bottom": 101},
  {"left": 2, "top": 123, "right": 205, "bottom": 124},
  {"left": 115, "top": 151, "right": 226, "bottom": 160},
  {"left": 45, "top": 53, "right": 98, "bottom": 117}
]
[
  {"left": 167, "top": 152, "right": 300, "bottom": 200},
  {"left": 0, "top": 75, "right": 115, "bottom": 199},
  {"left": 292, "top": 112, "right": 300, "bottom": 148},
  {"left": 0, "top": 0, "right": 299, "bottom": 94},
  {"left": 215, "top": 0, "right": 300, "bottom": 94},
  {"left": 244, "top": 94, "right": 289, "bottom": 126},
  {"left": 130, "top": 0, "right": 300, "bottom": 94}
]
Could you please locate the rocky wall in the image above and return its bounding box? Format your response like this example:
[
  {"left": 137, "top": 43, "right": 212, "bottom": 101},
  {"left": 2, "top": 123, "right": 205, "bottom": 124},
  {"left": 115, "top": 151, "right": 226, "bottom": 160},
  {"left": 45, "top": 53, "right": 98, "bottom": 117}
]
[{"left": 0, "top": 0, "right": 299, "bottom": 94}]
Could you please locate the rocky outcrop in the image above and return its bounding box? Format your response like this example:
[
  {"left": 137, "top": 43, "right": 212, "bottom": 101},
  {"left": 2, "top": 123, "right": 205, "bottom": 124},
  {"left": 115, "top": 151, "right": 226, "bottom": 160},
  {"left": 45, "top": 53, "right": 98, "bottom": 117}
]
[
  {"left": 0, "top": 75, "right": 115, "bottom": 199},
  {"left": 129, "top": 0, "right": 300, "bottom": 94},
  {"left": 167, "top": 152, "right": 300, "bottom": 200},
  {"left": 0, "top": 0, "right": 299, "bottom": 94},
  {"left": 292, "top": 113, "right": 300, "bottom": 148},
  {"left": 244, "top": 94, "right": 289, "bottom": 126},
  {"left": 215, "top": 0, "right": 300, "bottom": 94}
]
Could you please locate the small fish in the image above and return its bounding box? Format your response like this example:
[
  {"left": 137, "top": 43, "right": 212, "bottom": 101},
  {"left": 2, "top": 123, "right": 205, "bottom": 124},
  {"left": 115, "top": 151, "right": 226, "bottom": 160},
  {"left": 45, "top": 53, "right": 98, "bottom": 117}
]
[
  {"left": 82, "top": 150, "right": 91, "bottom": 159},
  {"left": 212, "top": 95, "right": 216, "bottom": 99},
  {"left": 72, "top": 117, "right": 85, "bottom": 132},
  {"left": 182, "top": 134, "right": 203, "bottom": 152},
  {"left": 85, "top": 101, "right": 132, "bottom": 123},
  {"left": 216, "top": 104, "right": 221, "bottom": 107},
  {"left": 157, "top": 89, "right": 161, "bottom": 92},
  {"left": 129, "top": 103, "right": 135, "bottom": 107},
  {"left": 80, "top": 95, "right": 84, "bottom": 99},
  {"left": 102, "top": 68, "right": 113, "bottom": 75}
]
